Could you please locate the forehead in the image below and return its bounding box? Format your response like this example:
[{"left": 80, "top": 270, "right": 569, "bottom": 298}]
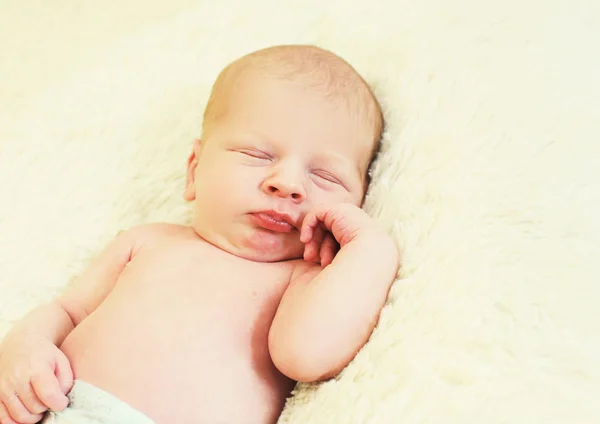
[{"left": 221, "top": 74, "right": 375, "bottom": 170}]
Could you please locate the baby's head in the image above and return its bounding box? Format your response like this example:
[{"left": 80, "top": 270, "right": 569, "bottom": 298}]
[{"left": 184, "top": 45, "right": 383, "bottom": 262}]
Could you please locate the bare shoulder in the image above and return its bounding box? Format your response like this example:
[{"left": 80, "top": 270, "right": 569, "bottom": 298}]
[{"left": 118, "top": 222, "right": 195, "bottom": 251}]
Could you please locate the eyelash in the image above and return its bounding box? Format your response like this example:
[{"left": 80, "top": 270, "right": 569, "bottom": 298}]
[
  {"left": 237, "top": 149, "right": 271, "bottom": 160},
  {"left": 312, "top": 170, "right": 343, "bottom": 186}
]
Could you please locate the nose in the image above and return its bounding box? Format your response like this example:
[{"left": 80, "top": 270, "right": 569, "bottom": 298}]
[{"left": 261, "top": 166, "right": 306, "bottom": 203}]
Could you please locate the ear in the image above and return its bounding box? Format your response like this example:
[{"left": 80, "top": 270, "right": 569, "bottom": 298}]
[{"left": 183, "top": 139, "right": 202, "bottom": 201}]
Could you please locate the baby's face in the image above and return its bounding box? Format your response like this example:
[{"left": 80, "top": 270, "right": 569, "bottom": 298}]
[{"left": 185, "top": 73, "right": 375, "bottom": 262}]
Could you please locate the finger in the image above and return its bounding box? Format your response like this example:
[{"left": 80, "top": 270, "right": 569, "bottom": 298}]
[
  {"left": 313, "top": 203, "right": 365, "bottom": 247},
  {"left": 0, "top": 402, "right": 18, "bottom": 424},
  {"left": 320, "top": 233, "right": 339, "bottom": 267},
  {"left": 1, "top": 391, "right": 42, "bottom": 424},
  {"left": 300, "top": 208, "right": 322, "bottom": 243},
  {"left": 301, "top": 213, "right": 319, "bottom": 261},
  {"left": 321, "top": 233, "right": 339, "bottom": 267},
  {"left": 304, "top": 223, "right": 325, "bottom": 263},
  {"left": 311, "top": 224, "right": 326, "bottom": 263},
  {"left": 31, "top": 370, "right": 69, "bottom": 412},
  {"left": 54, "top": 351, "right": 74, "bottom": 395},
  {"left": 16, "top": 382, "right": 47, "bottom": 415}
]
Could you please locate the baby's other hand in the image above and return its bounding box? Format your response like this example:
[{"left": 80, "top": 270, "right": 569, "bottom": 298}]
[
  {"left": 300, "top": 203, "right": 387, "bottom": 267},
  {"left": 0, "top": 338, "right": 72, "bottom": 424}
]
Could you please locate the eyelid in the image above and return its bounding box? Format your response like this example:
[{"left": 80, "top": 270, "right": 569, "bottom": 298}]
[
  {"left": 314, "top": 171, "right": 340, "bottom": 183},
  {"left": 237, "top": 148, "right": 272, "bottom": 159},
  {"left": 311, "top": 169, "right": 348, "bottom": 189}
]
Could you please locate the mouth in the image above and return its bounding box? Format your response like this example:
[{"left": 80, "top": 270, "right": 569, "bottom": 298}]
[{"left": 249, "top": 210, "right": 297, "bottom": 233}]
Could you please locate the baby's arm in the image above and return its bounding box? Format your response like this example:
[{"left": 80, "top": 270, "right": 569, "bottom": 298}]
[
  {"left": 0, "top": 225, "right": 147, "bottom": 423},
  {"left": 269, "top": 204, "right": 398, "bottom": 383},
  {"left": 3, "top": 225, "right": 143, "bottom": 347}
]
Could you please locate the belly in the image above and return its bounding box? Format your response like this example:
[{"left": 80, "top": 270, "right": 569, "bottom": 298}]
[{"left": 60, "top": 271, "right": 294, "bottom": 424}]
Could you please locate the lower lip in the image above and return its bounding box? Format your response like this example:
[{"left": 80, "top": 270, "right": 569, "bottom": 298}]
[{"left": 250, "top": 213, "right": 294, "bottom": 233}]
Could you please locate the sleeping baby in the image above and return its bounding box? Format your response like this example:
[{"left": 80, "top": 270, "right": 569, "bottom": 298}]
[{"left": 0, "top": 45, "right": 398, "bottom": 424}]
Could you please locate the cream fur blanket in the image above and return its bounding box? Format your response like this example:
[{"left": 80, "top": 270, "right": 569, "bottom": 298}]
[{"left": 1, "top": 1, "right": 599, "bottom": 423}]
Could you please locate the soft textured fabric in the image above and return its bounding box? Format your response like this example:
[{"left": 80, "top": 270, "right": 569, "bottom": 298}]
[
  {"left": 41, "top": 380, "right": 154, "bottom": 424},
  {"left": 1, "top": 1, "right": 599, "bottom": 423}
]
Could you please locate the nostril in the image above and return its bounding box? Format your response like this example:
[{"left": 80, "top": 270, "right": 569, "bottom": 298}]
[{"left": 291, "top": 193, "right": 301, "bottom": 200}]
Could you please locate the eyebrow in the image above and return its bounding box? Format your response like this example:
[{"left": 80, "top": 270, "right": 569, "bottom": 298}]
[
  {"left": 312, "top": 151, "right": 351, "bottom": 168},
  {"left": 237, "top": 132, "right": 278, "bottom": 150}
]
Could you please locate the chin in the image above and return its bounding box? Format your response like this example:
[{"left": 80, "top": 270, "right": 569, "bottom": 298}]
[
  {"left": 195, "top": 225, "right": 304, "bottom": 263},
  {"left": 236, "top": 246, "right": 303, "bottom": 263},
  {"left": 235, "top": 242, "right": 304, "bottom": 262},
  {"left": 237, "top": 231, "right": 304, "bottom": 263}
]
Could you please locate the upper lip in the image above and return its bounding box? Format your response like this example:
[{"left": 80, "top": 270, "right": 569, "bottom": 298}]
[{"left": 254, "top": 210, "right": 298, "bottom": 229}]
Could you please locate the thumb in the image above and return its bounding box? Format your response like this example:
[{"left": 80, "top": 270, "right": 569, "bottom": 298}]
[{"left": 54, "top": 349, "right": 74, "bottom": 395}]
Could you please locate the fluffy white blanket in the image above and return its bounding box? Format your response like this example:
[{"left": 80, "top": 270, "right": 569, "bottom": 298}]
[{"left": 1, "top": 1, "right": 599, "bottom": 423}]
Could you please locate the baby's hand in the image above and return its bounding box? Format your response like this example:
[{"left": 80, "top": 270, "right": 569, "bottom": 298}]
[
  {"left": 0, "top": 338, "right": 72, "bottom": 424},
  {"left": 300, "top": 203, "right": 387, "bottom": 267}
]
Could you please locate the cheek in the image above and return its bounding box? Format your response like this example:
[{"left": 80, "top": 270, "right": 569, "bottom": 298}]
[
  {"left": 197, "top": 160, "right": 262, "bottom": 203},
  {"left": 307, "top": 186, "right": 361, "bottom": 207}
]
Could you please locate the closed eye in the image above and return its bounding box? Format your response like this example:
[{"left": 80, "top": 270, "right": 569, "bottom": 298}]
[
  {"left": 234, "top": 149, "right": 272, "bottom": 161},
  {"left": 312, "top": 170, "right": 345, "bottom": 187}
]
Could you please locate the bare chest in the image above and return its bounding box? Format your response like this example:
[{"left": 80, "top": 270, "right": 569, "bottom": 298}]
[
  {"left": 74, "top": 241, "right": 293, "bottom": 356},
  {"left": 62, "top": 241, "right": 296, "bottom": 423},
  {"left": 118, "top": 244, "right": 291, "bottom": 331}
]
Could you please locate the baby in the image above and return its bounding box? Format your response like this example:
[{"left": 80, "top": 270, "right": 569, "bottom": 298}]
[{"left": 0, "top": 45, "right": 398, "bottom": 424}]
